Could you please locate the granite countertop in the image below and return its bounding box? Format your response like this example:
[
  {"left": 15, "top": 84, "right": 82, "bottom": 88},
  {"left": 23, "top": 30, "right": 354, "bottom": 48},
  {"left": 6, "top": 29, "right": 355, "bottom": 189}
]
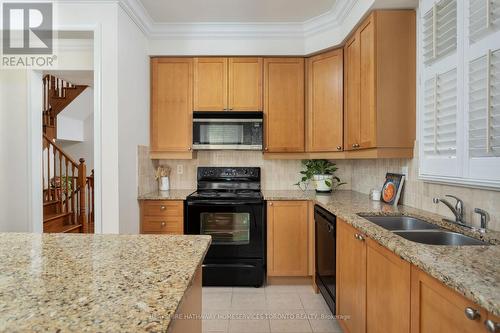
[
  {"left": 138, "top": 189, "right": 194, "bottom": 200},
  {"left": 263, "top": 190, "right": 500, "bottom": 316},
  {"left": 0, "top": 233, "right": 211, "bottom": 332}
]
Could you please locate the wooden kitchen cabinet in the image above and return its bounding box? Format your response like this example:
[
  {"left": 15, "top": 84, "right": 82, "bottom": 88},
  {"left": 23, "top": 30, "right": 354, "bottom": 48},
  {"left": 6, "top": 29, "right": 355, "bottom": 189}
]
[
  {"left": 336, "top": 218, "right": 366, "bottom": 333},
  {"left": 229, "top": 57, "right": 263, "bottom": 111},
  {"left": 194, "top": 57, "right": 263, "bottom": 111},
  {"left": 366, "top": 238, "right": 411, "bottom": 333},
  {"left": 267, "top": 201, "right": 308, "bottom": 276},
  {"left": 410, "top": 266, "right": 488, "bottom": 333},
  {"left": 150, "top": 58, "right": 193, "bottom": 159},
  {"left": 343, "top": 11, "right": 416, "bottom": 158},
  {"left": 306, "top": 49, "right": 343, "bottom": 153},
  {"left": 140, "top": 200, "right": 184, "bottom": 234},
  {"left": 194, "top": 57, "right": 228, "bottom": 111},
  {"left": 264, "top": 58, "right": 305, "bottom": 153}
]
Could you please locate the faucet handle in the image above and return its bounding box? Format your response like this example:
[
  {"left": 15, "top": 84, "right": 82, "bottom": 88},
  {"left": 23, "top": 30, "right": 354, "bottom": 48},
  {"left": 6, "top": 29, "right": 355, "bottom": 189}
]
[
  {"left": 445, "top": 195, "right": 464, "bottom": 215},
  {"left": 474, "top": 208, "right": 490, "bottom": 230}
]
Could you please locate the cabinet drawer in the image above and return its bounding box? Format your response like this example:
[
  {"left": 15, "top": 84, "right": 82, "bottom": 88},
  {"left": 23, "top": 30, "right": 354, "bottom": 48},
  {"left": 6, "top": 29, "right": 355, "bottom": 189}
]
[
  {"left": 142, "top": 201, "right": 183, "bottom": 217},
  {"left": 141, "top": 217, "right": 183, "bottom": 234}
]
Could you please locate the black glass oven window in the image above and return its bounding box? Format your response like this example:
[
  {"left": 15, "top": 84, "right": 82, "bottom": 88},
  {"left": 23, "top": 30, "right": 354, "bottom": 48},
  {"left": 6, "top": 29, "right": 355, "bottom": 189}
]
[{"left": 200, "top": 212, "right": 250, "bottom": 245}]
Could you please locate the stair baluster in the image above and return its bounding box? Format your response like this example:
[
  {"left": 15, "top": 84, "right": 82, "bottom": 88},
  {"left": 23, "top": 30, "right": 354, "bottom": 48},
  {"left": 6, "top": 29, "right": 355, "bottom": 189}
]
[{"left": 42, "top": 134, "right": 91, "bottom": 233}]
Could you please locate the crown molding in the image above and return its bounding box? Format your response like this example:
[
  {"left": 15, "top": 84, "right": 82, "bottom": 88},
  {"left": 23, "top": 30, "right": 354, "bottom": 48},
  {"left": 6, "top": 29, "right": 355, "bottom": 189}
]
[{"left": 116, "top": 0, "right": 360, "bottom": 40}]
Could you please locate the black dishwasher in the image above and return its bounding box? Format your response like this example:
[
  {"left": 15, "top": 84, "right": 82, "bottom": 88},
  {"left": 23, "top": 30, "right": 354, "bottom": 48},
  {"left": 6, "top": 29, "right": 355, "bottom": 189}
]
[{"left": 314, "top": 205, "right": 336, "bottom": 314}]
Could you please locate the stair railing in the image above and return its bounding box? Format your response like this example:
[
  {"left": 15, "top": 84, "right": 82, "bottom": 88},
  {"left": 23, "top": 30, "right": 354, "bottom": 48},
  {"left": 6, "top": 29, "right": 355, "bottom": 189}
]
[
  {"left": 42, "top": 75, "right": 77, "bottom": 140},
  {"left": 86, "top": 170, "right": 94, "bottom": 233},
  {"left": 42, "top": 134, "right": 88, "bottom": 233}
]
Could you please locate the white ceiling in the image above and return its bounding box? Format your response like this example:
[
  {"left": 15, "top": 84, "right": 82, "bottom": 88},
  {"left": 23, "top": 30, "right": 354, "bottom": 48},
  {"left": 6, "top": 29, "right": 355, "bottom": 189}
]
[{"left": 139, "top": 0, "right": 336, "bottom": 23}]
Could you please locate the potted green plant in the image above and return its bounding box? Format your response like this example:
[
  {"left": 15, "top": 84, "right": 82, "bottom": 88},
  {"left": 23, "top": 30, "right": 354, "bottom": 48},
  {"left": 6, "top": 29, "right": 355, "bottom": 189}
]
[{"left": 295, "top": 159, "right": 346, "bottom": 192}]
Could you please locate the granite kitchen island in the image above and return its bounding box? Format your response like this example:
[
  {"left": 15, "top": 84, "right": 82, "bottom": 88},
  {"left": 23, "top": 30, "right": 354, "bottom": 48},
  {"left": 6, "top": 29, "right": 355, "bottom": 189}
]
[{"left": 0, "top": 233, "right": 211, "bottom": 333}]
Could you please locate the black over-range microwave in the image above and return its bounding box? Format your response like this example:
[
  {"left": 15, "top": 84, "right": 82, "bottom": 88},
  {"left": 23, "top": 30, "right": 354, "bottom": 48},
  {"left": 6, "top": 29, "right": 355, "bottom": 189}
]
[{"left": 192, "top": 111, "right": 263, "bottom": 150}]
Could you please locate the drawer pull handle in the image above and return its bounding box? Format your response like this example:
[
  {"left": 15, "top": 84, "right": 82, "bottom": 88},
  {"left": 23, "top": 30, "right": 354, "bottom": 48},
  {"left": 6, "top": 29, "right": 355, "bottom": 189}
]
[
  {"left": 485, "top": 319, "right": 499, "bottom": 332},
  {"left": 161, "top": 221, "right": 166, "bottom": 227},
  {"left": 160, "top": 205, "right": 166, "bottom": 210},
  {"left": 464, "top": 307, "right": 480, "bottom": 320},
  {"left": 354, "top": 233, "right": 365, "bottom": 241}
]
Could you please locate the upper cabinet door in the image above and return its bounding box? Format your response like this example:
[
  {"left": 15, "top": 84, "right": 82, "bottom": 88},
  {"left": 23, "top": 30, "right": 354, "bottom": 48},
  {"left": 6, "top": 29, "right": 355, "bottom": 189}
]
[
  {"left": 194, "top": 57, "right": 228, "bottom": 111},
  {"left": 344, "top": 34, "right": 361, "bottom": 151},
  {"left": 264, "top": 58, "right": 305, "bottom": 153},
  {"left": 228, "top": 57, "right": 263, "bottom": 111},
  {"left": 307, "top": 49, "right": 343, "bottom": 152},
  {"left": 150, "top": 58, "right": 193, "bottom": 153},
  {"left": 358, "top": 14, "right": 377, "bottom": 149}
]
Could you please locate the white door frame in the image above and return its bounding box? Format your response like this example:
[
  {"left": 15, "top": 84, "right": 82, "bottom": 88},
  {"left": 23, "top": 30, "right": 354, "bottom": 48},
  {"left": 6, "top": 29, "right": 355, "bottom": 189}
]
[{"left": 27, "top": 24, "right": 103, "bottom": 233}]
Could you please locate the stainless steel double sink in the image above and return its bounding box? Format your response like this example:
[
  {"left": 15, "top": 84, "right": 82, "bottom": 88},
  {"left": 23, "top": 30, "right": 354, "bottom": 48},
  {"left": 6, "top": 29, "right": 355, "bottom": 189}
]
[{"left": 358, "top": 215, "right": 489, "bottom": 246}]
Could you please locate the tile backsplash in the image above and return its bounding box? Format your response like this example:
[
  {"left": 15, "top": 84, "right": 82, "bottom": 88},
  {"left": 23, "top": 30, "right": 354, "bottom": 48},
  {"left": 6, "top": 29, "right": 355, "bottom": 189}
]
[
  {"left": 138, "top": 143, "right": 500, "bottom": 231},
  {"left": 348, "top": 143, "right": 500, "bottom": 231},
  {"left": 137, "top": 146, "right": 352, "bottom": 192}
]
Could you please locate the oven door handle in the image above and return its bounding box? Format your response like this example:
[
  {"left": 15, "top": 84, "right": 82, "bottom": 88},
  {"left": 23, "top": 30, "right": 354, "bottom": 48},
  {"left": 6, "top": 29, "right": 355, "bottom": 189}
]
[{"left": 187, "top": 201, "right": 263, "bottom": 206}]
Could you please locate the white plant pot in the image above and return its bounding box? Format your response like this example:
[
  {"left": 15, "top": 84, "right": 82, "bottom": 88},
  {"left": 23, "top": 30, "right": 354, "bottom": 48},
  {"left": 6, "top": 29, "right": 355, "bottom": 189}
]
[
  {"left": 313, "top": 174, "right": 333, "bottom": 193},
  {"left": 159, "top": 176, "right": 170, "bottom": 191}
]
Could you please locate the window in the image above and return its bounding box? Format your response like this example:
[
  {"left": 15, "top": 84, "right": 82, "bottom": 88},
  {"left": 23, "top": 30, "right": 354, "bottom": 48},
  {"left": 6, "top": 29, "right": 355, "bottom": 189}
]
[
  {"left": 423, "top": 0, "right": 457, "bottom": 64},
  {"left": 469, "top": 0, "right": 500, "bottom": 42},
  {"left": 418, "top": 0, "right": 500, "bottom": 189}
]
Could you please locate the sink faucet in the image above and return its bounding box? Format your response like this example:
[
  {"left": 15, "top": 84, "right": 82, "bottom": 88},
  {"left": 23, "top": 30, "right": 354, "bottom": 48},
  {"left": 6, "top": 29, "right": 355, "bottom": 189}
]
[{"left": 432, "top": 195, "right": 467, "bottom": 226}]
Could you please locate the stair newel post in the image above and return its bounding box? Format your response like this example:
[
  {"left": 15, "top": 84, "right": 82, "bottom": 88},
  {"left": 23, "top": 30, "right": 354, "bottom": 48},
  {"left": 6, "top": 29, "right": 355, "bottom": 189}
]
[{"left": 78, "top": 158, "right": 88, "bottom": 233}]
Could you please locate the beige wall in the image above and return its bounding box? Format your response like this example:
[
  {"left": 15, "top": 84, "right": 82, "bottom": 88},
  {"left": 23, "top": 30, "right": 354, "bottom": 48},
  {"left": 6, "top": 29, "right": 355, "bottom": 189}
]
[
  {"left": 137, "top": 146, "right": 352, "bottom": 195},
  {"left": 348, "top": 145, "right": 500, "bottom": 231},
  {"left": 138, "top": 143, "right": 500, "bottom": 231}
]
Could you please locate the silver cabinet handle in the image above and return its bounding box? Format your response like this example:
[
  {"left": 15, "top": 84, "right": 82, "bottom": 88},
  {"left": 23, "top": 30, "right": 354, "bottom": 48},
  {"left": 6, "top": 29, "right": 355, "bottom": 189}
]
[
  {"left": 269, "top": 202, "right": 273, "bottom": 206},
  {"left": 336, "top": 146, "right": 342, "bottom": 151},
  {"left": 464, "top": 307, "right": 480, "bottom": 320},
  {"left": 160, "top": 205, "right": 166, "bottom": 211},
  {"left": 485, "top": 319, "right": 500, "bottom": 332},
  {"left": 354, "top": 233, "right": 365, "bottom": 241},
  {"left": 188, "top": 147, "right": 192, "bottom": 151},
  {"left": 161, "top": 221, "right": 166, "bottom": 227}
]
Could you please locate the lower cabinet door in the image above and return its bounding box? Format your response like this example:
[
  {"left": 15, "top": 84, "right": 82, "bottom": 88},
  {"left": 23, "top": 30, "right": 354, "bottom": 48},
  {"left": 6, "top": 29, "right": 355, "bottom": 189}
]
[
  {"left": 410, "top": 266, "right": 487, "bottom": 333},
  {"left": 267, "top": 201, "right": 308, "bottom": 276},
  {"left": 366, "top": 239, "right": 410, "bottom": 333},
  {"left": 336, "top": 219, "right": 366, "bottom": 333}
]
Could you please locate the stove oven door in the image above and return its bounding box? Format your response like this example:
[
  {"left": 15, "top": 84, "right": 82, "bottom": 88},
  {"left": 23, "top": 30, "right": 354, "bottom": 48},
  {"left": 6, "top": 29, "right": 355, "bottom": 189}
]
[{"left": 185, "top": 200, "right": 265, "bottom": 259}]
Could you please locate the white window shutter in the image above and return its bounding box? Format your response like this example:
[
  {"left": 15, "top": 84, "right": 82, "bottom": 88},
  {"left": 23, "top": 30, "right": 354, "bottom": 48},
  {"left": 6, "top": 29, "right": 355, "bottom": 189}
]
[
  {"left": 423, "top": 0, "right": 457, "bottom": 64},
  {"left": 469, "top": 48, "right": 500, "bottom": 157},
  {"left": 423, "top": 68, "right": 458, "bottom": 157},
  {"left": 469, "top": 0, "right": 500, "bottom": 42}
]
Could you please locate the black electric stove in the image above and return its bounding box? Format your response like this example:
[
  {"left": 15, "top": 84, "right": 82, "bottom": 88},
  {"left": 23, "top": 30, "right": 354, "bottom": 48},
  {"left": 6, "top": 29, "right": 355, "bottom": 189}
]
[{"left": 185, "top": 167, "right": 265, "bottom": 287}]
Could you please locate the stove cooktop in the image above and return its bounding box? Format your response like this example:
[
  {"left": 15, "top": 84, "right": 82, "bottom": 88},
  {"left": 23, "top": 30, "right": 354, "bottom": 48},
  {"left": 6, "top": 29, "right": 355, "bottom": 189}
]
[{"left": 187, "top": 189, "right": 263, "bottom": 200}]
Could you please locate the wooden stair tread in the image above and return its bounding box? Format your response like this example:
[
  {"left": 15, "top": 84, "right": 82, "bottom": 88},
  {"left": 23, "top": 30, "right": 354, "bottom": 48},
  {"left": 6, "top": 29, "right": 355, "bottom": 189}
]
[
  {"left": 44, "top": 212, "right": 71, "bottom": 223},
  {"left": 59, "top": 224, "right": 82, "bottom": 233},
  {"left": 43, "top": 200, "right": 59, "bottom": 206}
]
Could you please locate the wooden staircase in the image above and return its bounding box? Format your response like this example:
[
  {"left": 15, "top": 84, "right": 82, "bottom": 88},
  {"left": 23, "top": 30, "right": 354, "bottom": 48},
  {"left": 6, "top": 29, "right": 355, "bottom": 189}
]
[
  {"left": 43, "top": 74, "right": 88, "bottom": 140},
  {"left": 42, "top": 74, "right": 93, "bottom": 233}
]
